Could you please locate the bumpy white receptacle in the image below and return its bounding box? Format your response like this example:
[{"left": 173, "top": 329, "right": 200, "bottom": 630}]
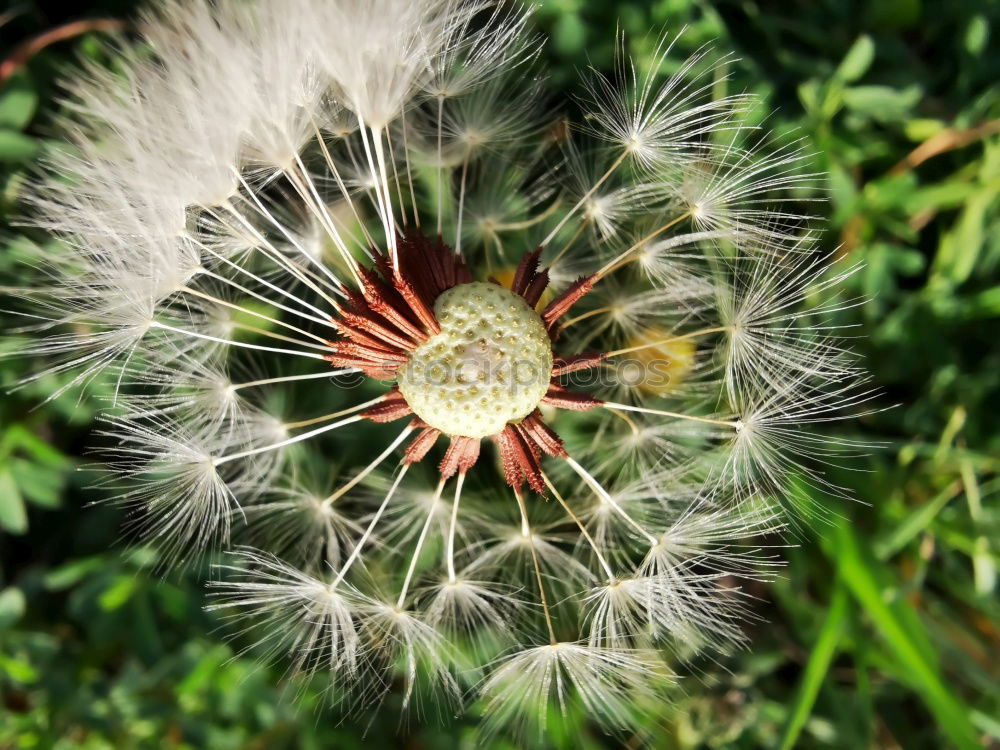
[{"left": 398, "top": 282, "right": 553, "bottom": 438}]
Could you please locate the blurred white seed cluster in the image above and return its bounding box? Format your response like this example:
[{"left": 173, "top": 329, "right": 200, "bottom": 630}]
[{"left": 5, "top": 0, "right": 874, "bottom": 736}]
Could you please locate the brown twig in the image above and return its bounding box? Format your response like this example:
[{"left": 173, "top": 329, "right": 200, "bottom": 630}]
[
  {"left": 839, "top": 118, "right": 1000, "bottom": 256},
  {"left": 0, "top": 18, "right": 126, "bottom": 86},
  {"left": 888, "top": 119, "right": 1000, "bottom": 176}
]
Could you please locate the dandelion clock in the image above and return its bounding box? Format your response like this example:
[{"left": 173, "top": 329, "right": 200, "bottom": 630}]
[{"left": 5, "top": 0, "right": 871, "bottom": 739}]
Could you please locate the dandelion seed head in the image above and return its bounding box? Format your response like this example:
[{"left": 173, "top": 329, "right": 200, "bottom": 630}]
[
  {"left": 5, "top": 0, "right": 870, "bottom": 736},
  {"left": 397, "top": 282, "right": 553, "bottom": 438}
]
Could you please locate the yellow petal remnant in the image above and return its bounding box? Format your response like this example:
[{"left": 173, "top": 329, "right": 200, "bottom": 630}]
[
  {"left": 492, "top": 266, "right": 553, "bottom": 311},
  {"left": 626, "top": 326, "right": 696, "bottom": 396}
]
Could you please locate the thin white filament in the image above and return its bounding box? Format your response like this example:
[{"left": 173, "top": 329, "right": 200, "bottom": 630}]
[
  {"left": 149, "top": 321, "right": 327, "bottom": 359},
  {"left": 542, "top": 471, "right": 615, "bottom": 582},
  {"left": 601, "top": 401, "right": 740, "bottom": 429},
  {"left": 445, "top": 471, "right": 466, "bottom": 582},
  {"left": 231, "top": 369, "right": 356, "bottom": 391},
  {"left": 332, "top": 463, "right": 411, "bottom": 587},
  {"left": 323, "top": 425, "right": 414, "bottom": 503},
  {"left": 565, "top": 456, "right": 658, "bottom": 546},
  {"left": 540, "top": 150, "right": 628, "bottom": 248},
  {"left": 212, "top": 414, "right": 363, "bottom": 466},
  {"left": 397, "top": 477, "right": 447, "bottom": 608}
]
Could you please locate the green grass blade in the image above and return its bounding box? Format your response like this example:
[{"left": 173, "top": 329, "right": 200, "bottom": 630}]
[
  {"left": 874, "top": 480, "right": 961, "bottom": 560},
  {"left": 831, "top": 518, "right": 981, "bottom": 750},
  {"left": 777, "top": 582, "right": 849, "bottom": 750}
]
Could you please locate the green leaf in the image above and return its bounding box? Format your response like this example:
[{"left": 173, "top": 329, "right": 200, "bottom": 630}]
[
  {"left": 0, "top": 73, "right": 37, "bottom": 130},
  {"left": 43, "top": 556, "right": 107, "bottom": 590},
  {"left": 965, "top": 15, "right": 989, "bottom": 56},
  {"left": 827, "top": 161, "right": 858, "bottom": 216},
  {"left": 552, "top": 12, "right": 586, "bottom": 56},
  {"left": 178, "top": 645, "right": 230, "bottom": 697},
  {"left": 0, "top": 653, "right": 38, "bottom": 684},
  {"left": 2, "top": 424, "right": 72, "bottom": 466},
  {"left": 0, "top": 129, "right": 38, "bottom": 161},
  {"left": 797, "top": 79, "right": 821, "bottom": 116},
  {"left": 932, "top": 186, "right": 997, "bottom": 285},
  {"left": 843, "top": 85, "right": 922, "bottom": 123},
  {"left": 962, "top": 286, "right": 1000, "bottom": 318},
  {"left": 9, "top": 456, "right": 66, "bottom": 508},
  {"left": 777, "top": 583, "right": 849, "bottom": 750},
  {"left": 903, "top": 118, "right": 945, "bottom": 142},
  {"left": 835, "top": 35, "right": 875, "bottom": 83},
  {"left": 971, "top": 710, "right": 1000, "bottom": 743},
  {"left": 0, "top": 469, "right": 28, "bottom": 534},
  {"left": 958, "top": 458, "right": 995, "bottom": 596},
  {"left": 905, "top": 180, "right": 980, "bottom": 214},
  {"left": 0, "top": 587, "right": 26, "bottom": 629},
  {"left": 99, "top": 575, "right": 139, "bottom": 611}
]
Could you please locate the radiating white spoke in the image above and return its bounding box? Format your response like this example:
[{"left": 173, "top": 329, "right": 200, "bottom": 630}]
[
  {"left": 176, "top": 284, "right": 331, "bottom": 347},
  {"left": 383, "top": 123, "right": 408, "bottom": 229},
  {"left": 594, "top": 211, "right": 693, "bottom": 280},
  {"left": 445, "top": 471, "right": 466, "bottom": 582},
  {"left": 310, "top": 120, "right": 377, "bottom": 251},
  {"left": 284, "top": 394, "right": 386, "bottom": 430},
  {"left": 540, "top": 150, "right": 627, "bottom": 248},
  {"left": 323, "top": 424, "right": 414, "bottom": 502},
  {"left": 212, "top": 202, "right": 343, "bottom": 311},
  {"left": 371, "top": 126, "right": 400, "bottom": 269},
  {"left": 213, "top": 414, "right": 363, "bottom": 466},
  {"left": 602, "top": 326, "right": 728, "bottom": 358},
  {"left": 454, "top": 154, "right": 470, "bottom": 257},
  {"left": 435, "top": 95, "right": 445, "bottom": 236},
  {"left": 564, "top": 456, "right": 658, "bottom": 546},
  {"left": 231, "top": 369, "right": 355, "bottom": 391},
  {"left": 232, "top": 170, "right": 347, "bottom": 293},
  {"left": 150, "top": 321, "right": 327, "bottom": 359},
  {"left": 513, "top": 487, "right": 556, "bottom": 644},
  {"left": 600, "top": 401, "right": 739, "bottom": 429},
  {"left": 187, "top": 238, "right": 338, "bottom": 327},
  {"left": 542, "top": 471, "right": 615, "bottom": 582},
  {"left": 288, "top": 153, "right": 364, "bottom": 286},
  {"left": 398, "top": 109, "right": 420, "bottom": 228},
  {"left": 397, "top": 477, "right": 447, "bottom": 608},
  {"left": 332, "top": 463, "right": 411, "bottom": 586}
]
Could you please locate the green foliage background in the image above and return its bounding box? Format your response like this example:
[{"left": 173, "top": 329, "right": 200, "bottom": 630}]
[{"left": 1, "top": 0, "right": 998, "bottom": 747}]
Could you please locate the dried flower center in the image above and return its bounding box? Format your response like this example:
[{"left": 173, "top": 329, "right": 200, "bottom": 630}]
[{"left": 397, "top": 282, "right": 553, "bottom": 438}]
